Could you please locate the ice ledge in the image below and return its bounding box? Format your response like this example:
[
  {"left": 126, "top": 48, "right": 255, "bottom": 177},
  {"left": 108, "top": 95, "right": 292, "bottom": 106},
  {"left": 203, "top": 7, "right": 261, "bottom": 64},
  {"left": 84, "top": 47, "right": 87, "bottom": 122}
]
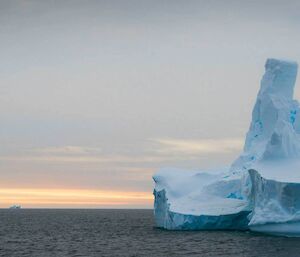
[{"left": 153, "top": 188, "right": 250, "bottom": 230}]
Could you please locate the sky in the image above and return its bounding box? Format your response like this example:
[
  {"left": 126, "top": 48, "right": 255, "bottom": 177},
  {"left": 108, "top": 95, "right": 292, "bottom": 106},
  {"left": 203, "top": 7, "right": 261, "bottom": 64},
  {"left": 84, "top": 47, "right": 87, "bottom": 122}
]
[{"left": 1, "top": 0, "right": 300, "bottom": 208}]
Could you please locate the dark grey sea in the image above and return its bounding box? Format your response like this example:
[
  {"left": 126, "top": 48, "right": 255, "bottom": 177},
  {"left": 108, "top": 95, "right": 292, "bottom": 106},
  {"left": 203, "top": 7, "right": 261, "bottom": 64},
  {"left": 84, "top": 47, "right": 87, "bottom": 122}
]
[{"left": 0, "top": 209, "right": 300, "bottom": 257}]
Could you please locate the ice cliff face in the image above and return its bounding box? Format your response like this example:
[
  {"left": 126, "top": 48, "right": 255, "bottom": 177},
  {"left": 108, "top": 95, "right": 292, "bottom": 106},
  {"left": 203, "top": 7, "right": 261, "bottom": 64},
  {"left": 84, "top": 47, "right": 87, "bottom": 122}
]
[{"left": 153, "top": 58, "right": 300, "bottom": 236}]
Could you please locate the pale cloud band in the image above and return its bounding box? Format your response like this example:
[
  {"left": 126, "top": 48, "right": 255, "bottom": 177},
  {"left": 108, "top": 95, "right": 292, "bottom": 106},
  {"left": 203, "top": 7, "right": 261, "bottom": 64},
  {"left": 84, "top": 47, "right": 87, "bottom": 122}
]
[
  {"left": 0, "top": 138, "right": 244, "bottom": 163},
  {"left": 151, "top": 138, "right": 244, "bottom": 155}
]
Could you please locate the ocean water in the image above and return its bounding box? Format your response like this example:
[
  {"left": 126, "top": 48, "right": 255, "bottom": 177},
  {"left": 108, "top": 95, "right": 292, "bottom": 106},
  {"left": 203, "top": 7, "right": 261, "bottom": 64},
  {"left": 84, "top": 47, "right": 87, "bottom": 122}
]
[{"left": 0, "top": 209, "right": 300, "bottom": 257}]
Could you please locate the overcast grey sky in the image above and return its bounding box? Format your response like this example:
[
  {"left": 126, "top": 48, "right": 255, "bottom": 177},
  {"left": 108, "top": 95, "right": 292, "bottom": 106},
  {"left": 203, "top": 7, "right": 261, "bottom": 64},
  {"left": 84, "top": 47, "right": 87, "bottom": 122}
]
[{"left": 1, "top": 0, "right": 300, "bottom": 207}]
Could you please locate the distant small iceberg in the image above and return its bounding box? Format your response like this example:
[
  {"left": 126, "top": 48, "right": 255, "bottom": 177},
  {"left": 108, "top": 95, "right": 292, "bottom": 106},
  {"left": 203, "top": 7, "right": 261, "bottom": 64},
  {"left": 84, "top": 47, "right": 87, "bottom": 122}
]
[{"left": 9, "top": 205, "right": 21, "bottom": 209}]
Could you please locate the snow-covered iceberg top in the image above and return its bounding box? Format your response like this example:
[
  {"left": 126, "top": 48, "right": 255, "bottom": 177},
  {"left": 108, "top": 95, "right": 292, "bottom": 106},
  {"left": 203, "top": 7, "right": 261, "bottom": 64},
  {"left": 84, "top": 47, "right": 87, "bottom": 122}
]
[{"left": 153, "top": 58, "right": 300, "bottom": 236}]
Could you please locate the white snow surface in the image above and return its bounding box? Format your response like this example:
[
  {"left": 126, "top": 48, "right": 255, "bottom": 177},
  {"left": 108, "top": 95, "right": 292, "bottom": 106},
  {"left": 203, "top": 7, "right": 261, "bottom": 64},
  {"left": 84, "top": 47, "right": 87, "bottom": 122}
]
[{"left": 153, "top": 58, "right": 300, "bottom": 236}]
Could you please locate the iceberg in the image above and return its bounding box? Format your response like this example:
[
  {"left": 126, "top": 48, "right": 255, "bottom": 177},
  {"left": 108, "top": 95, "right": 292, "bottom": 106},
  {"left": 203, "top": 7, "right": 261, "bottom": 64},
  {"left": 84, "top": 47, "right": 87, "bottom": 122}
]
[
  {"left": 153, "top": 58, "right": 300, "bottom": 236},
  {"left": 9, "top": 205, "right": 21, "bottom": 209}
]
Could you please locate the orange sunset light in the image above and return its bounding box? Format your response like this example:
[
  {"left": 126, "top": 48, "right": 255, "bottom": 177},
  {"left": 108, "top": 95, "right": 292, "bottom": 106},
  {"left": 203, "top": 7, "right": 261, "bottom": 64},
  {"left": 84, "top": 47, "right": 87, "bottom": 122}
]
[{"left": 0, "top": 188, "right": 153, "bottom": 208}]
